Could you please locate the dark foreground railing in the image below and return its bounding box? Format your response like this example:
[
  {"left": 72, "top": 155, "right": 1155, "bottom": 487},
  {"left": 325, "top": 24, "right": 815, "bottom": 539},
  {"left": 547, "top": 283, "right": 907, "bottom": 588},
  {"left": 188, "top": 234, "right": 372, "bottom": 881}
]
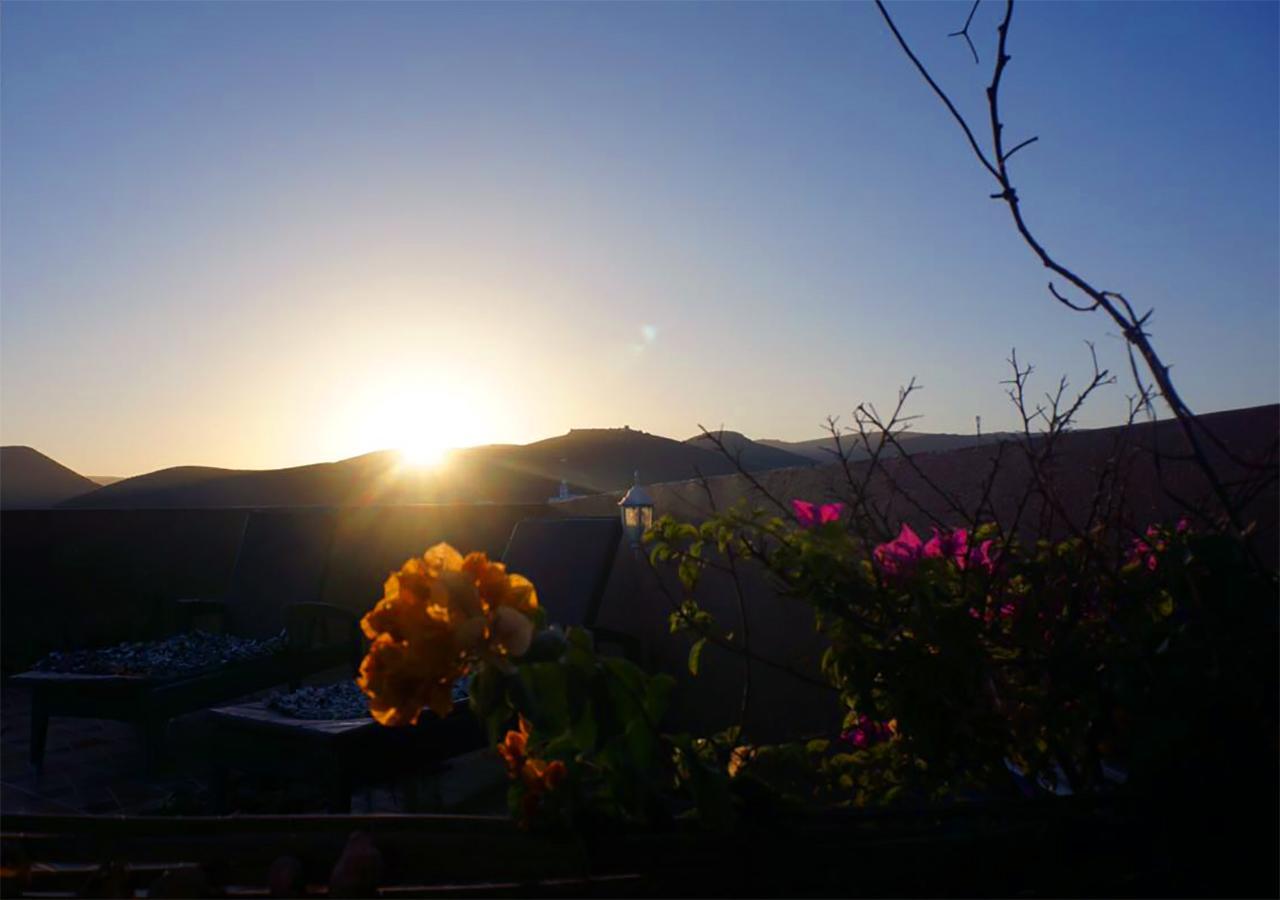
[{"left": 3, "top": 792, "right": 1276, "bottom": 898}]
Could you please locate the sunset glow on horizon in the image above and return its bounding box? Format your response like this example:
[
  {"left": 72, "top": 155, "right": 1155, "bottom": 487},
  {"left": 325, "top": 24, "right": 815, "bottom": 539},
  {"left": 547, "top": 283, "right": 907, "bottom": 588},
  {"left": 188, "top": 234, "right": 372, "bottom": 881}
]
[{"left": 2, "top": 2, "right": 1276, "bottom": 478}]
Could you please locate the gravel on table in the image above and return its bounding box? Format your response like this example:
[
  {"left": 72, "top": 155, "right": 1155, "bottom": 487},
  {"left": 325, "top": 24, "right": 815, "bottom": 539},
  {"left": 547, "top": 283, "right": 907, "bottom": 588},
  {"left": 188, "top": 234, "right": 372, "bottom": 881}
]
[
  {"left": 266, "top": 679, "right": 471, "bottom": 721},
  {"left": 33, "top": 630, "right": 287, "bottom": 678}
]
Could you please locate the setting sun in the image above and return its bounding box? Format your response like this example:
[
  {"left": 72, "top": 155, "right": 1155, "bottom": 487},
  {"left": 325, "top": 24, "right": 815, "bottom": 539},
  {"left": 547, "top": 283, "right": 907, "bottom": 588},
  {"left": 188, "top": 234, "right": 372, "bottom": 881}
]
[
  {"left": 335, "top": 373, "right": 498, "bottom": 469},
  {"left": 398, "top": 430, "right": 449, "bottom": 468}
]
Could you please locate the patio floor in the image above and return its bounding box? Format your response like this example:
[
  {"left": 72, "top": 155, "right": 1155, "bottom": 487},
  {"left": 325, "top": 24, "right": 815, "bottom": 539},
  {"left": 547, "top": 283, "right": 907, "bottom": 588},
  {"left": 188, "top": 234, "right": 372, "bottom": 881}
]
[{"left": 0, "top": 675, "right": 507, "bottom": 818}]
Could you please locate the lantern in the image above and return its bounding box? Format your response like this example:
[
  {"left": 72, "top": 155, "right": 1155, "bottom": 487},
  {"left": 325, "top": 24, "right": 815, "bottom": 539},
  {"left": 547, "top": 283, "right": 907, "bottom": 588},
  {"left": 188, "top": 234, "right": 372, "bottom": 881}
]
[{"left": 618, "top": 471, "right": 654, "bottom": 547}]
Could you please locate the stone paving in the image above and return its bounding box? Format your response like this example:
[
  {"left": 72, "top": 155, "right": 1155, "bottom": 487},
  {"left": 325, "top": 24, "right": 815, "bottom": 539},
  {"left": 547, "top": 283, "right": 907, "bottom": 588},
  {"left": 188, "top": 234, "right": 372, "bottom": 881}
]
[{"left": 0, "top": 675, "right": 507, "bottom": 818}]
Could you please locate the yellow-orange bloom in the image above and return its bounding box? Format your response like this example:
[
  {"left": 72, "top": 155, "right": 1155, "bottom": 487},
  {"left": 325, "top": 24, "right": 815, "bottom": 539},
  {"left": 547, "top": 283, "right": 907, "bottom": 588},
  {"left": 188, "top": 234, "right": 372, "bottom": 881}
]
[
  {"left": 356, "top": 634, "right": 461, "bottom": 726},
  {"left": 498, "top": 715, "right": 532, "bottom": 778},
  {"left": 463, "top": 552, "right": 539, "bottom": 616},
  {"left": 523, "top": 758, "right": 567, "bottom": 792},
  {"left": 496, "top": 716, "right": 567, "bottom": 826},
  {"left": 358, "top": 543, "right": 539, "bottom": 725}
]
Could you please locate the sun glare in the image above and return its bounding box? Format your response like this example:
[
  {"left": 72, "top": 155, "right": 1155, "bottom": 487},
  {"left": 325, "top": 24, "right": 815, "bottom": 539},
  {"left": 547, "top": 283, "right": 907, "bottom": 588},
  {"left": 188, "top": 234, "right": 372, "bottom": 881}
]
[
  {"left": 399, "top": 432, "right": 449, "bottom": 468},
  {"left": 340, "top": 374, "right": 497, "bottom": 470}
]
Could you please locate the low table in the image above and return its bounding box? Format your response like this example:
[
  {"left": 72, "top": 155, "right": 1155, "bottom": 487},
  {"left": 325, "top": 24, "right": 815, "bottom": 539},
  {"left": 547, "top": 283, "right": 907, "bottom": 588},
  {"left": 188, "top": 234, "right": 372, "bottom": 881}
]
[
  {"left": 204, "top": 698, "right": 485, "bottom": 813},
  {"left": 12, "top": 644, "right": 349, "bottom": 772}
]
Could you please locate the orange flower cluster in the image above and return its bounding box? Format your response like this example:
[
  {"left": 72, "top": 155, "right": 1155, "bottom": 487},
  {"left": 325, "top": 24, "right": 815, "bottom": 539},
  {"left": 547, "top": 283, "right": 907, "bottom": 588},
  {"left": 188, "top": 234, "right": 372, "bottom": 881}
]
[
  {"left": 498, "top": 716, "right": 567, "bottom": 824},
  {"left": 357, "top": 543, "right": 538, "bottom": 726}
]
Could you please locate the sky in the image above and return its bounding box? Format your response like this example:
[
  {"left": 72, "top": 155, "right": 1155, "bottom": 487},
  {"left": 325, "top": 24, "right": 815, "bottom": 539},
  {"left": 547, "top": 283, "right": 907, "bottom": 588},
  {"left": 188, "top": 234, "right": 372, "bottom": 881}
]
[{"left": 2, "top": 1, "right": 1276, "bottom": 477}]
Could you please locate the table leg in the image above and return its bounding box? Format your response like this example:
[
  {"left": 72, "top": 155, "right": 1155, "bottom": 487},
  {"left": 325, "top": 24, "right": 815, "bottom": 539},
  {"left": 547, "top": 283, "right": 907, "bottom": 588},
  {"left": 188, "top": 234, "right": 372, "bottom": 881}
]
[{"left": 30, "top": 693, "right": 49, "bottom": 773}]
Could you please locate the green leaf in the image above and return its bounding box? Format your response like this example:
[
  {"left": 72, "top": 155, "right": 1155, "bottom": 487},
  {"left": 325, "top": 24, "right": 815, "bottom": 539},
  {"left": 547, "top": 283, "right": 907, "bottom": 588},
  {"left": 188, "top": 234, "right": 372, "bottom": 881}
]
[
  {"left": 519, "top": 661, "right": 569, "bottom": 733},
  {"left": 649, "top": 545, "right": 672, "bottom": 566},
  {"left": 566, "top": 626, "right": 595, "bottom": 654},
  {"left": 688, "top": 637, "right": 708, "bottom": 676},
  {"left": 625, "top": 719, "right": 658, "bottom": 769},
  {"left": 644, "top": 673, "right": 675, "bottom": 722},
  {"left": 678, "top": 556, "right": 701, "bottom": 590},
  {"left": 570, "top": 704, "right": 598, "bottom": 752}
]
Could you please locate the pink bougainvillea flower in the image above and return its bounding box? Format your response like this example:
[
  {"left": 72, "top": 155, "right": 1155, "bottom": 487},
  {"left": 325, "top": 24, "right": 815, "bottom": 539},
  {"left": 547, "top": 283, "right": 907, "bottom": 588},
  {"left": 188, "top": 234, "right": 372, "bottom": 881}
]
[
  {"left": 876, "top": 523, "right": 997, "bottom": 579},
  {"left": 970, "top": 539, "right": 997, "bottom": 574},
  {"left": 792, "top": 499, "right": 845, "bottom": 528},
  {"left": 923, "top": 527, "right": 967, "bottom": 561},
  {"left": 873, "top": 523, "right": 926, "bottom": 576},
  {"left": 1126, "top": 522, "right": 1173, "bottom": 572},
  {"left": 818, "top": 503, "right": 844, "bottom": 525},
  {"left": 841, "top": 714, "right": 896, "bottom": 749}
]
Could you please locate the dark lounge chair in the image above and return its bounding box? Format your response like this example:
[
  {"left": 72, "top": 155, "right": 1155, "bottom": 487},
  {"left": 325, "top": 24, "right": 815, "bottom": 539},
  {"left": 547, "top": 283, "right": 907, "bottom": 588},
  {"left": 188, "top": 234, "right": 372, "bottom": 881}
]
[
  {"left": 12, "top": 509, "right": 360, "bottom": 772},
  {"left": 501, "top": 515, "right": 636, "bottom": 658},
  {"left": 202, "top": 515, "right": 630, "bottom": 812}
]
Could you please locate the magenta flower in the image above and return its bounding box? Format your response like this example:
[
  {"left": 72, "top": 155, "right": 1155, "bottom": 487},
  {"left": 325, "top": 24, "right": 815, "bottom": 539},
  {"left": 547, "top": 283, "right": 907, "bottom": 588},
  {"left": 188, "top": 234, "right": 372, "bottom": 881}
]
[
  {"left": 1127, "top": 521, "right": 1181, "bottom": 572},
  {"left": 840, "top": 714, "right": 896, "bottom": 749},
  {"left": 873, "top": 523, "right": 926, "bottom": 576},
  {"left": 968, "top": 539, "right": 998, "bottom": 574},
  {"left": 923, "top": 527, "right": 967, "bottom": 561},
  {"left": 792, "top": 499, "right": 845, "bottom": 528},
  {"left": 875, "top": 523, "right": 997, "bottom": 578}
]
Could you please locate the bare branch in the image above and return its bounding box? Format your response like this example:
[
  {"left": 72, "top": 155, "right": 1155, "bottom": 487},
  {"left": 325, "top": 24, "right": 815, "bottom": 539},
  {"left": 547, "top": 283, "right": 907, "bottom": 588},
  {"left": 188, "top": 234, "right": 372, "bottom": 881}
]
[
  {"left": 1001, "top": 135, "right": 1039, "bottom": 162},
  {"left": 1049, "top": 282, "right": 1099, "bottom": 312},
  {"left": 947, "top": 0, "right": 982, "bottom": 65},
  {"left": 874, "top": 0, "right": 999, "bottom": 179}
]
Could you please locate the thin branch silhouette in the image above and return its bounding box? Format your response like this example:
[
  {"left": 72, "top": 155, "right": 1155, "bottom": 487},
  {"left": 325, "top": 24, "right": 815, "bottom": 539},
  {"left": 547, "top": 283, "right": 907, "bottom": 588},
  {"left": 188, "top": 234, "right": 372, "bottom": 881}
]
[
  {"left": 948, "top": 0, "right": 982, "bottom": 65},
  {"left": 873, "top": 0, "right": 1266, "bottom": 553}
]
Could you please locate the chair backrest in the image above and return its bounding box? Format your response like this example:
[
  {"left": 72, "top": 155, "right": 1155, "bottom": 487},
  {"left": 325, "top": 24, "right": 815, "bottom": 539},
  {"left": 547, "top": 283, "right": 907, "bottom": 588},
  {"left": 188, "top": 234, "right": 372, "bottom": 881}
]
[
  {"left": 500, "top": 517, "right": 621, "bottom": 630},
  {"left": 224, "top": 509, "right": 339, "bottom": 638}
]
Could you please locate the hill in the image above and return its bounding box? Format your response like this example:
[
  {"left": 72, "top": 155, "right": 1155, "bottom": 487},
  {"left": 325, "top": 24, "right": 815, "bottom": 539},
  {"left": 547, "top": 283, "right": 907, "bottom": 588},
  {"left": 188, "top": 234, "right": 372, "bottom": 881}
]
[
  {"left": 683, "top": 430, "right": 815, "bottom": 471},
  {"left": 470, "top": 428, "right": 747, "bottom": 493},
  {"left": 56, "top": 427, "right": 812, "bottom": 510},
  {"left": 759, "top": 431, "right": 1014, "bottom": 463},
  {"left": 0, "top": 447, "right": 101, "bottom": 509},
  {"left": 58, "top": 450, "right": 578, "bottom": 509}
]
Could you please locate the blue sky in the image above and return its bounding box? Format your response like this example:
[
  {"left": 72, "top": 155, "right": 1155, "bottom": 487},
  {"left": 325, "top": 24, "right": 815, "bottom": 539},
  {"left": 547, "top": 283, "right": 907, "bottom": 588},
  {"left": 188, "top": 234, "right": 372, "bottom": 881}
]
[{"left": 2, "top": 1, "right": 1276, "bottom": 475}]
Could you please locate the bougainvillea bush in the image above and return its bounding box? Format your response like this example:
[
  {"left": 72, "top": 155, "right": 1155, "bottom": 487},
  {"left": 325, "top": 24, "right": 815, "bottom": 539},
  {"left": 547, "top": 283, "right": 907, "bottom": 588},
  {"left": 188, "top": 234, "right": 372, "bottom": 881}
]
[{"left": 648, "top": 503, "right": 1277, "bottom": 810}]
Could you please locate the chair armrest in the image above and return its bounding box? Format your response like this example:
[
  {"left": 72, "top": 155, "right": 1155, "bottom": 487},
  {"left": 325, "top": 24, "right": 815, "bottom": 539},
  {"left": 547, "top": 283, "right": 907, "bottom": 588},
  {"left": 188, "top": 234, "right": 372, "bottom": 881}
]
[{"left": 173, "top": 598, "right": 227, "bottom": 633}]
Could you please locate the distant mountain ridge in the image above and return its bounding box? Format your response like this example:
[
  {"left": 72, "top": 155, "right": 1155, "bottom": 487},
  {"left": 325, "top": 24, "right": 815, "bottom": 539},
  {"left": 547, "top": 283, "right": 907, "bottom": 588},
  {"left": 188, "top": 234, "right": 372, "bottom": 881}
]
[
  {"left": 682, "top": 430, "right": 815, "bottom": 471},
  {"left": 8, "top": 408, "right": 1272, "bottom": 510},
  {"left": 53, "top": 427, "right": 801, "bottom": 510},
  {"left": 56, "top": 450, "right": 574, "bottom": 509},
  {"left": 0, "top": 446, "right": 100, "bottom": 509},
  {"left": 759, "top": 431, "right": 1016, "bottom": 463}
]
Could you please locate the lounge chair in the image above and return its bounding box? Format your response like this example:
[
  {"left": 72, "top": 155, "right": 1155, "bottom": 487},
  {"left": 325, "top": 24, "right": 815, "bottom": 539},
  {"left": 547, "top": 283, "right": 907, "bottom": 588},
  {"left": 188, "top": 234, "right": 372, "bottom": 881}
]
[
  {"left": 501, "top": 515, "right": 636, "bottom": 658},
  {"left": 12, "top": 509, "right": 360, "bottom": 772}
]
